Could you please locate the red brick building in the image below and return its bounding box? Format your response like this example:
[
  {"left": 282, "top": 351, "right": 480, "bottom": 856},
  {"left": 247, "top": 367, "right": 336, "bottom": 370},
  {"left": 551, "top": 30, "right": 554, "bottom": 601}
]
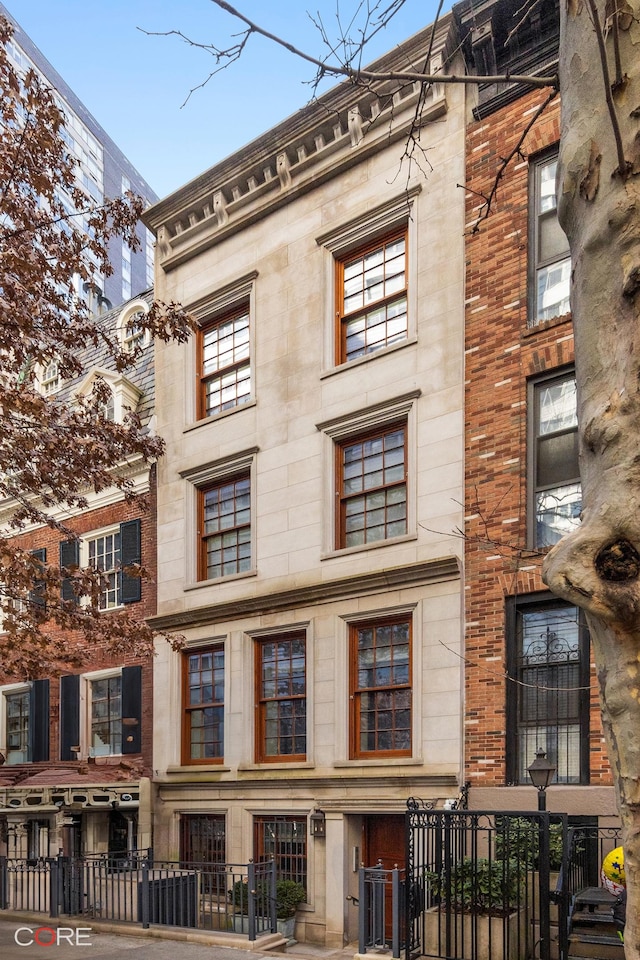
[
  {"left": 455, "top": 0, "right": 616, "bottom": 816},
  {"left": 0, "top": 294, "right": 157, "bottom": 859}
]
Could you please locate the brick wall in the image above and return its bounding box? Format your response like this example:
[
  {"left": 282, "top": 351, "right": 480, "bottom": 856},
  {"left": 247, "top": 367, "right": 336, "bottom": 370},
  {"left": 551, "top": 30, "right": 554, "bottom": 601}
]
[
  {"left": 2, "top": 466, "right": 157, "bottom": 776},
  {"left": 464, "top": 90, "right": 611, "bottom": 788}
]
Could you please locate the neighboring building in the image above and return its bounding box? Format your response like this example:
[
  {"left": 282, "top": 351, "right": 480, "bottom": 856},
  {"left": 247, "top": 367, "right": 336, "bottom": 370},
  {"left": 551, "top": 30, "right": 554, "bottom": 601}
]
[
  {"left": 0, "top": 2, "right": 157, "bottom": 307},
  {"left": 454, "top": 0, "right": 615, "bottom": 815},
  {"left": 144, "top": 14, "right": 466, "bottom": 947},
  {"left": 0, "top": 294, "right": 157, "bottom": 859}
]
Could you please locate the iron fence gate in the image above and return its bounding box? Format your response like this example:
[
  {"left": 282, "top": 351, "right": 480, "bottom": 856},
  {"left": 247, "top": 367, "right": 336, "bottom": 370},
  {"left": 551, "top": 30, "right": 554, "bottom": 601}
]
[{"left": 405, "top": 802, "right": 570, "bottom": 960}]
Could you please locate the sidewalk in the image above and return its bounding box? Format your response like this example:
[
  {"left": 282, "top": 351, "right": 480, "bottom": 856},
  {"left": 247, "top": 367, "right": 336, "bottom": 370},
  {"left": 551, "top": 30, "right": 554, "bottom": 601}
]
[{"left": 0, "top": 914, "right": 363, "bottom": 960}]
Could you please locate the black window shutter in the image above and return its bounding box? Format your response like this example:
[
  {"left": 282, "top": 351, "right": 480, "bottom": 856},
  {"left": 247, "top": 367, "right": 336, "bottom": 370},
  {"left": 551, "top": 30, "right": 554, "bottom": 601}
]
[
  {"left": 59, "top": 674, "right": 80, "bottom": 760},
  {"left": 28, "top": 679, "right": 50, "bottom": 763},
  {"left": 121, "top": 665, "right": 142, "bottom": 754},
  {"left": 120, "top": 519, "right": 141, "bottom": 604},
  {"left": 28, "top": 548, "right": 47, "bottom": 610},
  {"left": 59, "top": 540, "right": 80, "bottom": 603}
]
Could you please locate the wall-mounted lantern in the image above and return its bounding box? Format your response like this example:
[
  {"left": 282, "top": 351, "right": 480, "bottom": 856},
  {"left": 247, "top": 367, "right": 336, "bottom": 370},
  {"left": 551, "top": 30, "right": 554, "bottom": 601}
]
[{"left": 310, "top": 809, "right": 326, "bottom": 838}]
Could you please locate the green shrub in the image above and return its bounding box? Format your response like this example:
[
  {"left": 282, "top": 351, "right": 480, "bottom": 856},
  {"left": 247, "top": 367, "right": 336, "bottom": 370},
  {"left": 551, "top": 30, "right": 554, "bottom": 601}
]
[
  {"left": 427, "top": 857, "right": 526, "bottom": 916},
  {"left": 275, "top": 879, "right": 306, "bottom": 919},
  {"left": 494, "top": 817, "right": 564, "bottom": 870},
  {"left": 231, "top": 877, "right": 306, "bottom": 918}
]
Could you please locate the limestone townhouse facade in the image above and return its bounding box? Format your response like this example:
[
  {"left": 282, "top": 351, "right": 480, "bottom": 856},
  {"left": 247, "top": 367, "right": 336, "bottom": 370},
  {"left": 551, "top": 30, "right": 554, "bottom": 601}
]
[{"left": 144, "top": 14, "right": 467, "bottom": 948}]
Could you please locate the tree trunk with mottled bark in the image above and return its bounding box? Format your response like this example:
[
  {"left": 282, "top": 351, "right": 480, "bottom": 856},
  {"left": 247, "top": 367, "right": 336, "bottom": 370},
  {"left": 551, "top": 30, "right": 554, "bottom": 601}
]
[{"left": 543, "top": 1, "right": 640, "bottom": 954}]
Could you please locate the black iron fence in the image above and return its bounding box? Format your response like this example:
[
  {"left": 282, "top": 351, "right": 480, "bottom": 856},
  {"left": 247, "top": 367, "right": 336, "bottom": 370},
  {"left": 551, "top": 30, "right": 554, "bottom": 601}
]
[{"left": 0, "top": 852, "right": 277, "bottom": 940}]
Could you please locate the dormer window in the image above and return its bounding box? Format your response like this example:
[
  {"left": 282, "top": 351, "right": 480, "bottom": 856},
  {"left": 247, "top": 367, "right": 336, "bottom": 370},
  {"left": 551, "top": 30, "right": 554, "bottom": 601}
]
[
  {"left": 118, "top": 299, "right": 150, "bottom": 354},
  {"left": 73, "top": 368, "right": 142, "bottom": 426},
  {"left": 40, "top": 361, "right": 60, "bottom": 395}
]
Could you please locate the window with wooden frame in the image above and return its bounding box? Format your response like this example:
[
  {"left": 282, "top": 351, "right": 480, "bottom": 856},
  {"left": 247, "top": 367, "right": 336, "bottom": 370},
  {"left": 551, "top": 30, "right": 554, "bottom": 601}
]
[
  {"left": 180, "top": 813, "right": 226, "bottom": 867},
  {"left": 199, "top": 474, "right": 251, "bottom": 581},
  {"left": 254, "top": 815, "right": 307, "bottom": 888},
  {"left": 255, "top": 634, "right": 306, "bottom": 763},
  {"left": 336, "top": 229, "right": 407, "bottom": 364},
  {"left": 350, "top": 616, "right": 412, "bottom": 759},
  {"left": 198, "top": 306, "right": 251, "bottom": 419},
  {"left": 182, "top": 646, "right": 225, "bottom": 764},
  {"left": 337, "top": 422, "right": 407, "bottom": 549}
]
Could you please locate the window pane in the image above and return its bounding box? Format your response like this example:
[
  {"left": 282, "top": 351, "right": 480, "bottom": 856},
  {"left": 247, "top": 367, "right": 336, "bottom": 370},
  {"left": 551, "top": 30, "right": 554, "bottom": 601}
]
[
  {"left": 339, "top": 233, "right": 408, "bottom": 362},
  {"left": 202, "top": 476, "right": 251, "bottom": 580},
  {"left": 352, "top": 619, "right": 411, "bottom": 758},
  {"left": 340, "top": 426, "right": 406, "bottom": 548},
  {"left": 536, "top": 482, "right": 582, "bottom": 547},
  {"left": 184, "top": 647, "right": 225, "bottom": 763},
  {"left": 536, "top": 258, "right": 571, "bottom": 322},
  {"left": 257, "top": 635, "right": 306, "bottom": 761},
  {"left": 200, "top": 311, "right": 251, "bottom": 416}
]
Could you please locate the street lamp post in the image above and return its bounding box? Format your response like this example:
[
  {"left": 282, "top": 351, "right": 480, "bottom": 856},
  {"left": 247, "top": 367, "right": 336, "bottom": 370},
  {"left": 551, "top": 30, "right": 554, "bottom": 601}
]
[
  {"left": 527, "top": 748, "right": 556, "bottom": 811},
  {"left": 528, "top": 749, "right": 556, "bottom": 960}
]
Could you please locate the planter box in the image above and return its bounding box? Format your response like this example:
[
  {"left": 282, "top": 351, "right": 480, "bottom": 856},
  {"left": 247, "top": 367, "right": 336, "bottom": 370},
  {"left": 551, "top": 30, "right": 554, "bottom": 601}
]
[
  {"left": 277, "top": 916, "right": 296, "bottom": 940},
  {"left": 424, "top": 905, "right": 528, "bottom": 960}
]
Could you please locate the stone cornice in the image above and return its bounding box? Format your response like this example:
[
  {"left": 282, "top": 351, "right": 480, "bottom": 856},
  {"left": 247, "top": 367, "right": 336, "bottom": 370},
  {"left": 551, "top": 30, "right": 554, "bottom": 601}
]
[
  {"left": 156, "top": 772, "right": 458, "bottom": 798},
  {"left": 148, "top": 556, "right": 460, "bottom": 632},
  {"left": 143, "top": 17, "right": 458, "bottom": 272}
]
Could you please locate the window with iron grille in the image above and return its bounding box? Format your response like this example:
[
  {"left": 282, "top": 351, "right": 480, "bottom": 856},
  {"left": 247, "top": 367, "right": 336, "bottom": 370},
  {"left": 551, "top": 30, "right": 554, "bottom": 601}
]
[
  {"left": 198, "top": 307, "right": 251, "bottom": 419},
  {"left": 199, "top": 474, "right": 251, "bottom": 580},
  {"left": 506, "top": 595, "right": 590, "bottom": 784},
  {"left": 529, "top": 369, "right": 581, "bottom": 548},
  {"left": 254, "top": 815, "right": 307, "bottom": 889},
  {"left": 180, "top": 813, "right": 226, "bottom": 865},
  {"left": 350, "top": 616, "right": 412, "bottom": 758},
  {"left": 337, "top": 423, "right": 407, "bottom": 549},
  {"left": 530, "top": 152, "right": 571, "bottom": 325},
  {"left": 336, "top": 229, "right": 408, "bottom": 363},
  {"left": 182, "top": 646, "right": 224, "bottom": 764},
  {"left": 255, "top": 634, "right": 306, "bottom": 762}
]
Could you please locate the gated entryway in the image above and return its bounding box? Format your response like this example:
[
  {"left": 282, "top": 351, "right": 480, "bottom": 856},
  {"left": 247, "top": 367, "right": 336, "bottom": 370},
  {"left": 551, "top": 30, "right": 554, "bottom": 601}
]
[
  {"left": 402, "top": 802, "right": 623, "bottom": 960},
  {"left": 405, "top": 803, "right": 566, "bottom": 960}
]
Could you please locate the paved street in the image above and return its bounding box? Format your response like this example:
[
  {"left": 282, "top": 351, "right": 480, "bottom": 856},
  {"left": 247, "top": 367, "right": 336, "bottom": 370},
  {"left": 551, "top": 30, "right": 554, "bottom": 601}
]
[{"left": 0, "top": 920, "right": 272, "bottom": 960}]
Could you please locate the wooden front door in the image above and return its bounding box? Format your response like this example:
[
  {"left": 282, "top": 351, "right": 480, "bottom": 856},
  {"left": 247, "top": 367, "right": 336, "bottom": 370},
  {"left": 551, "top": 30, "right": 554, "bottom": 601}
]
[{"left": 363, "top": 815, "right": 406, "bottom": 941}]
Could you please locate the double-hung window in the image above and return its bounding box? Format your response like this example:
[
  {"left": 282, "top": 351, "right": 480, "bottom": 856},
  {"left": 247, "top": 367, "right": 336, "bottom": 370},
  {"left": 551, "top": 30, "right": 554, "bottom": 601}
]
[
  {"left": 6, "top": 689, "right": 30, "bottom": 764},
  {"left": 531, "top": 153, "right": 571, "bottom": 324},
  {"left": 530, "top": 369, "right": 581, "bottom": 547},
  {"left": 336, "top": 230, "right": 407, "bottom": 363},
  {"left": 506, "top": 595, "right": 589, "bottom": 784},
  {"left": 60, "top": 520, "right": 141, "bottom": 607},
  {"left": 337, "top": 423, "right": 407, "bottom": 549},
  {"left": 199, "top": 474, "right": 251, "bottom": 580},
  {"left": 182, "top": 646, "right": 225, "bottom": 764},
  {"left": 90, "top": 675, "right": 122, "bottom": 756},
  {"left": 255, "top": 634, "right": 306, "bottom": 762},
  {"left": 2, "top": 680, "right": 49, "bottom": 765},
  {"left": 87, "top": 529, "right": 121, "bottom": 608},
  {"left": 198, "top": 307, "right": 251, "bottom": 419},
  {"left": 350, "top": 616, "right": 412, "bottom": 759}
]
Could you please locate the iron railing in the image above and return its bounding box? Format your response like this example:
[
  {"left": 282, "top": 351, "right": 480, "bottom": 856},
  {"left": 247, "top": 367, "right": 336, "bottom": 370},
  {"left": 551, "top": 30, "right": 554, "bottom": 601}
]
[{"left": 0, "top": 852, "right": 277, "bottom": 940}]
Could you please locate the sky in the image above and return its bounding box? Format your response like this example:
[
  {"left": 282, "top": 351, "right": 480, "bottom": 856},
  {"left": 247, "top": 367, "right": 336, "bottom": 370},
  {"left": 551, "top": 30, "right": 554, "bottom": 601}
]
[{"left": 7, "top": 0, "right": 449, "bottom": 200}]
